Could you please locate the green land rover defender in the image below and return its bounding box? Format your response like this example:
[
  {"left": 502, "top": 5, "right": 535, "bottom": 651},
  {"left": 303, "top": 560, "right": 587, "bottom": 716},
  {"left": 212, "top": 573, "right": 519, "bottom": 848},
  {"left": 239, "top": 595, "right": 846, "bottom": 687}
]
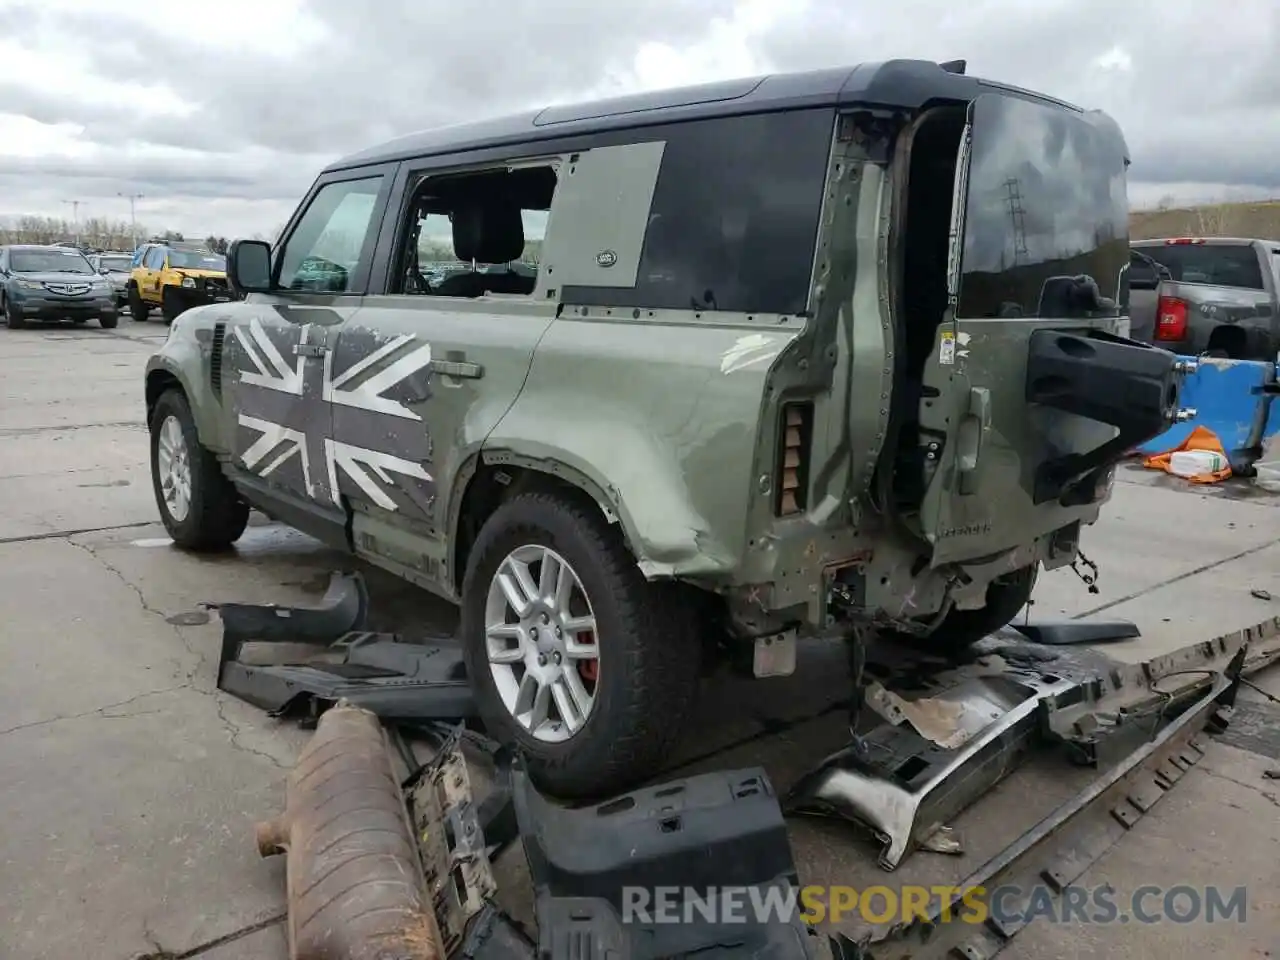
[{"left": 145, "top": 59, "right": 1186, "bottom": 798}]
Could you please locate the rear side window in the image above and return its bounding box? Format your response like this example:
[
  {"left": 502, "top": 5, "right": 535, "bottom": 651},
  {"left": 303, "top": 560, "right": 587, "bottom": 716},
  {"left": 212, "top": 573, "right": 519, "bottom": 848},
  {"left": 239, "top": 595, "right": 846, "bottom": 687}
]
[
  {"left": 1133, "top": 243, "right": 1265, "bottom": 290},
  {"left": 564, "top": 109, "right": 834, "bottom": 316}
]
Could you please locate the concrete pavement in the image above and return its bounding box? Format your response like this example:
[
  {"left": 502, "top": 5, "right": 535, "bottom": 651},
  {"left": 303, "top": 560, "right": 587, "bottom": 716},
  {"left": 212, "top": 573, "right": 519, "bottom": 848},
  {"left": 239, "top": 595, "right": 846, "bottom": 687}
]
[{"left": 0, "top": 317, "right": 1276, "bottom": 959}]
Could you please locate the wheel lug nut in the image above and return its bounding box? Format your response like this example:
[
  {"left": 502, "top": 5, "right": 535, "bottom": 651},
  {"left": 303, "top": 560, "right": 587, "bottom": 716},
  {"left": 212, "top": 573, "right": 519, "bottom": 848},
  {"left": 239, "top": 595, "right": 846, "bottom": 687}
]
[
  {"left": 537, "top": 654, "right": 547, "bottom": 666},
  {"left": 553, "top": 652, "right": 562, "bottom": 665},
  {"left": 555, "top": 627, "right": 563, "bottom": 638},
  {"left": 541, "top": 613, "right": 550, "bottom": 624}
]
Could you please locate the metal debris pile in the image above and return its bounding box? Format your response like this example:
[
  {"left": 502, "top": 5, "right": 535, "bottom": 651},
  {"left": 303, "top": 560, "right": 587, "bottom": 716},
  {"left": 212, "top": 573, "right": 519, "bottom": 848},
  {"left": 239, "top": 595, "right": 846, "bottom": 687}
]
[{"left": 208, "top": 572, "right": 1279, "bottom": 960}]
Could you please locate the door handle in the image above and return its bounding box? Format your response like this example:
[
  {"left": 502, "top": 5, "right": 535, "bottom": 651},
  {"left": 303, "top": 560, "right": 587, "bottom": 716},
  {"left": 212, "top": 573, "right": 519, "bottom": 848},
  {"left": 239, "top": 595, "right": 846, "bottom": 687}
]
[
  {"left": 956, "top": 386, "right": 991, "bottom": 496},
  {"left": 430, "top": 357, "right": 484, "bottom": 379}
]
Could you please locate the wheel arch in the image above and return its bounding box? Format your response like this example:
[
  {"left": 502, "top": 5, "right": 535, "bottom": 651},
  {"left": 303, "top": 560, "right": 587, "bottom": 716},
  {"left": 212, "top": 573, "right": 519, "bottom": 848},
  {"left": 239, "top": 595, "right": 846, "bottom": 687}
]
[
  {"left": 447, "top": 452, "right": 623, "bottom": 597},
  {"left": 145, "top": 357, "right": 221, "bottom": 445},
  {"left": 1205, "top": 324, "right": 1250, "bottom": 359}
]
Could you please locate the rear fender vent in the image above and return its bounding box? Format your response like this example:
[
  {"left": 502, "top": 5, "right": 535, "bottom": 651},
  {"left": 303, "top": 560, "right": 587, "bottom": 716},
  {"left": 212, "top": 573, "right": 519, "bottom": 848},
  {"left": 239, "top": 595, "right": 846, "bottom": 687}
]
[
  {"left": 775, "top": 401, "right": 814, "bottom": 516},
  {"left": 210, "top": 321, "right": 226, "bottom": 397}
]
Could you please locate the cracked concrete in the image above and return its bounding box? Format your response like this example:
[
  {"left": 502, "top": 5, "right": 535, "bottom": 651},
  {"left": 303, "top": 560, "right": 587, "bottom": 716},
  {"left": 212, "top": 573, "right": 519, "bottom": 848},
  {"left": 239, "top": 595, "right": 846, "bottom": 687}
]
[
  {"left": 0, "top": 686, "right": 189, "bottom": 737},
  {"left": 0, "top": 528, "right": 309, "bottom": 958},
  {"left": 2, "top": 323, "right": 1279, "bottom": 959}
]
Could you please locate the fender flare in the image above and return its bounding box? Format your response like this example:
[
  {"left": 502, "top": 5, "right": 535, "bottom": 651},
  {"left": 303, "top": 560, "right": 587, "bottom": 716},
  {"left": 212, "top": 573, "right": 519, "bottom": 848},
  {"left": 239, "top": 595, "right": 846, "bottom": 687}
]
[
  {"left": 446, "top": 443, "right": 736, "bottom": 590},
  {"left": 144, "top": 353, "right": 221, "bottom": 447}
]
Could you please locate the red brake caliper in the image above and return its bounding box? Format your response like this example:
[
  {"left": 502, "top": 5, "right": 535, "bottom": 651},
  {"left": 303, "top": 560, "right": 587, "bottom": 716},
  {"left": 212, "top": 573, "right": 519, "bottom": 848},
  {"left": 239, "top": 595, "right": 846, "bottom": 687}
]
[{"left": 577, "top": 631, "right": 598, "bottom": 683}]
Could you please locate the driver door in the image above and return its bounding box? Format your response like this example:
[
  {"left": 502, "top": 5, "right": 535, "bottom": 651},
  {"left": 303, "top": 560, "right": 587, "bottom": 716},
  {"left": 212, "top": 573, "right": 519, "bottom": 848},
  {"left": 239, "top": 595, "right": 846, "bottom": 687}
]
[
  {"left": 220, "top": 169, "right": 396, "bottom": 539},
  {"left": 140, "top": 246, "right": 165, "bottom": 299}
]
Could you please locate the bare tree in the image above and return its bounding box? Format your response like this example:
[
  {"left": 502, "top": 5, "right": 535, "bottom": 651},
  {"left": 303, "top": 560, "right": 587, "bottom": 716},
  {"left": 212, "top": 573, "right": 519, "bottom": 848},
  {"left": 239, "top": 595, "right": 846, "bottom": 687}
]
[
  {"left": 1192, "top": 202, "right": 1232, "bottom": 236},
  {"left": 0, "top": 214, "right": 154, "bottom": 250}
]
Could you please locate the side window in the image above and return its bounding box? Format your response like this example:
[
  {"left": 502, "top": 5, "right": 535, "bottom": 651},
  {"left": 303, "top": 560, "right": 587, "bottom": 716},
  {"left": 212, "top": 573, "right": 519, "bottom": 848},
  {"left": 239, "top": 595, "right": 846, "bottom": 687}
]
[
  {"left": 277, "top": 177, "right": 384, "bottom": 293},
  {"left": 564, "top": 109, "right": 834, "bottom": 316},
  {"left": 393, "top": 164, "right": 555, "bottom": 298},
  {"left": 144, "top": 247, "right": 165, "bottom": 270}
]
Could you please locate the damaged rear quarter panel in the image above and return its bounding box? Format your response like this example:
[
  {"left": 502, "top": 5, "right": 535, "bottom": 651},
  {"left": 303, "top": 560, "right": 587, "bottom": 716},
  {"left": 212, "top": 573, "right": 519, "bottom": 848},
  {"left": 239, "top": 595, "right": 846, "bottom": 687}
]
[{"left": 487, "top": 311, "right": 801, "bottom": 577}]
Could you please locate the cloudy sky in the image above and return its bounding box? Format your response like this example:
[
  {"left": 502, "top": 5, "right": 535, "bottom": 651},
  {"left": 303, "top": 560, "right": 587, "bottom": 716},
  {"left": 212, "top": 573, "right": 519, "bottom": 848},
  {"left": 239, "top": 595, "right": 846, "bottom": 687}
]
[{"left": 0, "top": 0, "right": 1275, "bottom": 240}]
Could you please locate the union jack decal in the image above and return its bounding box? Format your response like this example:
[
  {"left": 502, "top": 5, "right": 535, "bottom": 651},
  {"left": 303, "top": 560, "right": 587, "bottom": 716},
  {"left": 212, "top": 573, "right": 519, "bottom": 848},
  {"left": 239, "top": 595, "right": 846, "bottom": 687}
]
[{"left": 228, "top": 315, "right": 436, "bottom": 515}]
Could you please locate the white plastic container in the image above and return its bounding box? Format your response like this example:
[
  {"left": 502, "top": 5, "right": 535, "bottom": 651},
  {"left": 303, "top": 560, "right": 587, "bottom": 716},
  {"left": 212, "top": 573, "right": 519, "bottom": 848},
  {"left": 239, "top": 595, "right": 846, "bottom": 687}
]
[
  {"left": 1255, "top": 461, "right": 1280, "bottom": 493},
  {"left": 1168, "top": 449, "right": 1227, "bottom": 478}
]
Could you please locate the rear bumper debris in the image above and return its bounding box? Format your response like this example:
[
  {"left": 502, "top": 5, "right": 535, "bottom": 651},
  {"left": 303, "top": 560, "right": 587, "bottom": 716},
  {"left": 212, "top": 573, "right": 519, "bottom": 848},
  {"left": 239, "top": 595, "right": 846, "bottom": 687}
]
[
  {"left": 788, "top": 671, "right": 1080, "bottom": 871},
  {"left": 216, "top": 574, "right": 1276, "bottom": 960},
  {"left": 514, "top": 764, "right": 817, "bottom": 958},
  {"left": 212, "top": 572, "right": 475, "bottom": 724},
  {"left": 855, "top": 644, "right": 1245, "bottom": 959}
]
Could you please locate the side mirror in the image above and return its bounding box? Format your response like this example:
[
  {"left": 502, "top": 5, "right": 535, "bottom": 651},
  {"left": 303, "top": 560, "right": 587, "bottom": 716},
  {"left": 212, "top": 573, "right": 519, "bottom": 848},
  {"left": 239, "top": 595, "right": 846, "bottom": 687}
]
[{"left": 227, "top": 239, "right": 272, "bottom": 296}]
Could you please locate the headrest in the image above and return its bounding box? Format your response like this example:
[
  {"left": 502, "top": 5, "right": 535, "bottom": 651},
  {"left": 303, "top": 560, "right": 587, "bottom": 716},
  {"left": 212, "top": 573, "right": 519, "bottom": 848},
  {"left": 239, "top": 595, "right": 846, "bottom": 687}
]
[{"left": 452, "top": 199, "right": 525, "bottom": 264}]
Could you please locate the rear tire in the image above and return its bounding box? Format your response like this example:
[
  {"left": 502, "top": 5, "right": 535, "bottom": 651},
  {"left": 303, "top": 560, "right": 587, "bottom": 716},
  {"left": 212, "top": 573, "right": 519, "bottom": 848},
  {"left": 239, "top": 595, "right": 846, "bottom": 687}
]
[
  {"left": 460, "top": 491, "right": 700, "bottom": 800},
  {"left": 893, "top": 563, "right": 1040, "bottom": 657},
  {"left": 128, "top": 284, "right": 150, "bottom": 322},
  {"left": 149, "top": 388, "right": 249, "bottom": 550}
]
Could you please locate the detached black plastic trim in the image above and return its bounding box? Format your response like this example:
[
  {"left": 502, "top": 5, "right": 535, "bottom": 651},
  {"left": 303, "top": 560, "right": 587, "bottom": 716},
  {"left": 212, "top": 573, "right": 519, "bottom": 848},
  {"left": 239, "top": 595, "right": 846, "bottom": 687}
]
[
  {"left": 514, "top": 765, "right": 818, "bottom": 959},
  {"left": 1025, "top": 329, "right": 1180, "bottom": 505}
]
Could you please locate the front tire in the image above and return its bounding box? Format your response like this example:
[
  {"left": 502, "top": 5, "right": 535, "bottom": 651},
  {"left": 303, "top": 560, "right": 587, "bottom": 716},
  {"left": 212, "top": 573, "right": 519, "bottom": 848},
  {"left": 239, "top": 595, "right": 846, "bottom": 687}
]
[
  {"left": 3, "top": 295, "right": 24, "bottom": 329},
  {"left": 161, "top": 287, "right": 182, "bottom": 323},
  {"left": 460, "top": 491, "right": 700, "bottom": 800},
  {"left": 98, "top": 313, "right": 119, "bottom": 329},
  {"left": 128, "top": 284, "right": 150, "bottom": 322},
  {"left": 149, "top": 389, "right": 249, "bottom": 550}
]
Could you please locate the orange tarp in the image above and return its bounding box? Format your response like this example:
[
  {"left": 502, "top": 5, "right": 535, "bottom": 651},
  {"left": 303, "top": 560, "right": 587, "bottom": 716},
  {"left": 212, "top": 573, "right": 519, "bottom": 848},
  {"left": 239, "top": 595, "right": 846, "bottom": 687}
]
[{"left": 1142, "top": 425, "right": 1233, "bottom": 483}]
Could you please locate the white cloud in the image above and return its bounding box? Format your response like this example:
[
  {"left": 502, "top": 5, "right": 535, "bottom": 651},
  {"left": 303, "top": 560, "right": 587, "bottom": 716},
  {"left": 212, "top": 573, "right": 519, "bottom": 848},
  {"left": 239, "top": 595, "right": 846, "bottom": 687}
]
[{"left": 0, "top": 0, "right": 1275, "bottom": 239}]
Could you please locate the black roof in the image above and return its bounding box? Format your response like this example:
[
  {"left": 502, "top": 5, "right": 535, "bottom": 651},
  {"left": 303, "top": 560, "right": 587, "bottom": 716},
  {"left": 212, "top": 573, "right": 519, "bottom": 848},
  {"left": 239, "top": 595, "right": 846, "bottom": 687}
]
[{"left": 328, "top": 58, "right": 1097, "bottom": 173}]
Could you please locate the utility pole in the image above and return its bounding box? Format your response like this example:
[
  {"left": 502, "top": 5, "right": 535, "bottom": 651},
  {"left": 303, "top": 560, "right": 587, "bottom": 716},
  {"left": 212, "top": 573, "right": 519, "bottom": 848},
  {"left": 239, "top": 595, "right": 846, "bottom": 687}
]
[
  {"left": 1002, "top": 178, "right": 1029, "bottom": 266},
  {"left": 119, "top": 192, "right": 144, "bottom": 251},
  {"left": 62, "top": 200, "right": 83, "bottom": 245}
]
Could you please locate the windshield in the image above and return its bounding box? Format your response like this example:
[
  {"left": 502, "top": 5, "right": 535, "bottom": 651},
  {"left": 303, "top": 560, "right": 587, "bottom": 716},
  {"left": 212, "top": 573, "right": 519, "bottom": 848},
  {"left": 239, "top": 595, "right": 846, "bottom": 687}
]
[
  {"left": 10, "top": 249, "right": 95, "bottom": 274},
  {"left": 100, "top": 256, "right": 132, "bottom": 273},
  {"left": 169, "top": 249, "right": 226, "bottom": 270},
  {"left": 1131, "top": 243, "right": 1265, "bottom": 290}
]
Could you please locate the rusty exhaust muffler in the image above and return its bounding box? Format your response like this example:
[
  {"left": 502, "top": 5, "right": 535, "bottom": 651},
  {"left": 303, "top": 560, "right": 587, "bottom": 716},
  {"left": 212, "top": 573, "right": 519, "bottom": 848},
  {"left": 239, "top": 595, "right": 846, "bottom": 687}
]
[{"left": 256, "top": 701, "right": 445, "bottom": 960}]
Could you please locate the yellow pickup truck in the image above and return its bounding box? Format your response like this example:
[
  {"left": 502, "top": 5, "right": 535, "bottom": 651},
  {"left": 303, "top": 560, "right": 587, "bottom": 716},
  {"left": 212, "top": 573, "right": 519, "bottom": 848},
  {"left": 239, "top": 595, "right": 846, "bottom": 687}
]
[{"left": 127, "top": 241, "right": 231, "bottom": 322}]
